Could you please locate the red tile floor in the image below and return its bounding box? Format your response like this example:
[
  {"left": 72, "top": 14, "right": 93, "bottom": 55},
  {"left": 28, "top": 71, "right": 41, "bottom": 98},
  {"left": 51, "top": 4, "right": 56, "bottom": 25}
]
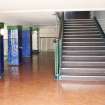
[{"left": 0, "top": 52, "right": 105, "bottom": 105}]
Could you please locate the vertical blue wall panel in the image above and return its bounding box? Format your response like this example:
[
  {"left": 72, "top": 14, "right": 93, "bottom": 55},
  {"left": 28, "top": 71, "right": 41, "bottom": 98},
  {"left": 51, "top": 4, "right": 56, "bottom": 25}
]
[
  {"left": 8, "top": 27, "right": 22, "bottom": 65},
  {"left": 22, "top": 29, "right": 32, "bottom": 57},
  {"left": 0, "top": 36, "right": 4, "bottom": 75}
]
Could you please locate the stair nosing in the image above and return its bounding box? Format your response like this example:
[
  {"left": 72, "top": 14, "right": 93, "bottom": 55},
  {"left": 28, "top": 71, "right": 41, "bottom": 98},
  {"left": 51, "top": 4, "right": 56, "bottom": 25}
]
[
  {"left": 64, "top": 29, "right": 98, "bottom": 30},
  {"left": 62, "top": 55, "right": 105, "bottom": 57},
  {"left": 63, "top": 42, "right": 105, "bottom": 43},
  {"left": 64, "top": 26, "right": 97, "bottom": 28},
  {"left": 62, "top": 46, "right": 105, "bottom": 47},
  {"left": 62, "top": 61, "right": 105, "bottom": 63},
  {"left": 63, "top": 34, "right": 101, "bottom": 35},
  {"left": 64, "top": 30, "right": 99, "bottom": 32},
  {"left": 64, "top": 24, "right": 97, "bottom": 26},
  {"left": 60, "top": 75, "right": 105, "bottom": 78},
  {"left": 63, "top": 35, "right": 102, "bottom": 36},
  {"left": 61, "top": 68, "right": 105, "bottom": 69},
  {"left": 63, "top": 38, "right": 102, "bottom": 39},
  {"left": 63, "top": 50, "right": 105, "bottom": 52}
]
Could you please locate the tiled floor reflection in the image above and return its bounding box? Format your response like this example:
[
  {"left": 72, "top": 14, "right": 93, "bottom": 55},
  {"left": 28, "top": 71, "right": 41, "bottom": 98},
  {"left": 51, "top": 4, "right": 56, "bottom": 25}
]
[{"left": 0, "top": 52, "right": 105, "bottom": 105}]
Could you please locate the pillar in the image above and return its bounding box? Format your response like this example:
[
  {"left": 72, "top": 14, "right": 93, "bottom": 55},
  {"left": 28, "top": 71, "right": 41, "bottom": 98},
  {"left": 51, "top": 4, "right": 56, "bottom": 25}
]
[{"left": 8, "top": 26, "right": 22, "bottom": 65}]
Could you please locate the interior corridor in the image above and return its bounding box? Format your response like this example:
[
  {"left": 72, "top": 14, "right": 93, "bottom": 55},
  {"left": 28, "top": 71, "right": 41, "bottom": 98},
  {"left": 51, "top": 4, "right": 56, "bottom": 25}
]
[{"left": 0, "top": 52, "right": 105, "bottom": 105}]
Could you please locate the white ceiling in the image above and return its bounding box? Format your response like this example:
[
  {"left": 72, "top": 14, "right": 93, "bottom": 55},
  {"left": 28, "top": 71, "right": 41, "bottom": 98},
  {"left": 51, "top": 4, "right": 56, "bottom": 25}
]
[
  {"left": 0, "top": 0, "right": 105, "bottom": 25},
  {"left": 0, "top": 0, "right": 105, "bottom": 11},
  {"left": 0, "top": 12, "right": 56, "bottom": 25}
]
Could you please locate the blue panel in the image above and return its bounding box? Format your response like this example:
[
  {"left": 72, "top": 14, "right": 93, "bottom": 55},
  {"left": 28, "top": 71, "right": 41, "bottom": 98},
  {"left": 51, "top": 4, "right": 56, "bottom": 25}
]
[
  {"left": 8, "top": 29, "right": 20, "bottom": 65},
  {"left": 0, "top": 36, "right": 4, "bottom": 75},
  {"left": 22, "top": 30, "right": 32, "bottom": 57}
]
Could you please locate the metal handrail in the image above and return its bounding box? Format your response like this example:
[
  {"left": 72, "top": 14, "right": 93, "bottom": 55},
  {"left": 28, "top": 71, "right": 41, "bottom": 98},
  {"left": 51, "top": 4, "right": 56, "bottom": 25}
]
[
  {"left": 56, "top": 12, "right": 64, "bottom": 39},
  {"left": 54, "top": 12, "right": 64, "bottom": 79}
]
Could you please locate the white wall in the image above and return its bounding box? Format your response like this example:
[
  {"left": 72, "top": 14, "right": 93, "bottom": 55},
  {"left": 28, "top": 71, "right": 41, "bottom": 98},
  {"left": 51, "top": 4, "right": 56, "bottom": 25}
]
[
  {"left": 0, "top": 24, "right": 8, "bottom": 57},
  {"left": 94, "top": 11, "right": 105, "bottom": 33},
  {"left": 39, "top": 25, "right": 58, "bottom": 51},
  {"left": 39, "top": 25, "right": 58, "bottom": 37}
]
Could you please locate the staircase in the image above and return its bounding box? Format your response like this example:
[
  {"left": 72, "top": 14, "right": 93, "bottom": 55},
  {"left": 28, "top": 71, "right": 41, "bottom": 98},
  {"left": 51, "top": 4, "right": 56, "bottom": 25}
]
[{"left": 60, "top": 19, "right": 105, "bottom": 81}]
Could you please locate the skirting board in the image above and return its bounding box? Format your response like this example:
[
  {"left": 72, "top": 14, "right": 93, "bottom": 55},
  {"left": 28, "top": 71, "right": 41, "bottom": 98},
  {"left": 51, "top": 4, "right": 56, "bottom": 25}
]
[{"left": 32, "top": 50, "right": 39, "bottom": 54}]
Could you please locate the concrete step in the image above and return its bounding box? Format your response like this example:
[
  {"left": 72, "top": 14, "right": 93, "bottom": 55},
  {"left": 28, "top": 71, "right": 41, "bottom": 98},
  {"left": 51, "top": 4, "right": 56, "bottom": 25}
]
[
  {"left": 62, "top": 46, "right": 105, "bottom": 50},
  {"left": 63, "top": 33, "right": 102, "bottom": 36},
  {"left": 64, "top": 22, "right": 96, "bottom": 24},
  {"left": 62, "top": 50, "right": 105, "bottom": 56},
  {"left": 64, "top": 33, "right": 101, "bottom": 35},
  {"left": 64, "top": 26, "right": 97, "bottom": 28},
  {"left": 63, "top": 35, "right": 102, "bottom": 38},
  {"left": 64, "top": 31, "right": 100, "bottom": 34},
  {"left": 64, "top": 19, "right": 94, "bottom": 21},
  {"left": 62, "top": 55, "right": 105, "bottom": 61},
  {"left": 63, "top": 38, "right": 105, "bottom": 42},
  {"left": 64, "top": 19, "right": 95, "bottom": 22},
  {"left": 61, "top": 61, "right": 105, "bottom": 68},
  {"left": 64, "top": 28, "right": 98, "bottom": 31},
  {"left": 62, "top": 42, "right": 105, "bottom": 46},
  {"left": 61, "top": 72, "right": 105, "bottom": 76},
  {"left": 64, "top": 19, "right": 94, "bottom": 22},
  {"left": 60, "top": 75, "right": 105, "bottom": 81},
  {"left": 64, "top": 24, "right": 97, "bottom": 27},
  {"left": 64, "top": 30, "right": 98, "bottom": 32},
  {"left": 64, "top": 23, "right": 96, "bottom": 25},
  {"left": 61, "top": 68, "right": 105, "bottom": 74}
]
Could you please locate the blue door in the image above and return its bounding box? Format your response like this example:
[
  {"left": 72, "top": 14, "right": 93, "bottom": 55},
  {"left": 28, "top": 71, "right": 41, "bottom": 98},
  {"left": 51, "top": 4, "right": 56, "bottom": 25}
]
[{"left": 22, "top": 29, "right": 32, "bottom": 57}]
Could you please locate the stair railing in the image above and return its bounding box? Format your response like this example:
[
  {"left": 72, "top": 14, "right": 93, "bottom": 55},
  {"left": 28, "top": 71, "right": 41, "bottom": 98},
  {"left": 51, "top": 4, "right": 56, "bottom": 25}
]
[{"left": 54, "top": 12, "right": 64, "bottom": 80}]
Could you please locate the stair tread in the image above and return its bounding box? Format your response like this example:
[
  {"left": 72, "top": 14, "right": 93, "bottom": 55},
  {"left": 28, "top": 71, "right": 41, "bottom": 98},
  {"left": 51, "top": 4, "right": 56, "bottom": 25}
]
[
  {"left": 63, "top": 34, "right": 102, "bottom": 36},
  {"left": 64, "top": 19, "right": 93, "bottom": 20},
  {"left": 63, "top": 41, "right": 104, "bottom": 42},
  {"left": 64, "top": 23, "right": 96, "bottom": 26},
  {"left": 64, "top": 32, "right": 100, "bottom": 34},
  {"left": 62, "top": 55, "right": 105, "bottom": 57},
  {"left": 64, "top": 29, "right": 98, "bottom": 30},
  {"left": 60, "top": 75, "right": 105, "bottom": 81},
  {"left": 63, "top": 50, "right": 105, "bottom": 51},
  {"left": 64, "top": 31, "right": 99, "bottom": 32},
  {"left": 64, "top": 26, "right": 97, "bottom": 27},
  {"left": 64, "top": 21, "right": 95, "bottom": 24},
  {"left": 61, "top": 67, "right": 105, "bottom": 70},
  {"left": 61, "top": 73, "right": 105, "bottom": 76},
  {"left": 64, "top": 24, "right": 97, "bottom": 26},
  {"left": 62, "top": 61, "right": 105, "bottom": 63},
  {"left": 64, "top": 22, "right": 95, "bottom": 23},
  {"left": 61, "top": 66, "right": 105, "bottom": 68},
  {"left": 64, "top": 33, "right": 102, "bottom": 36},
  {"left": 63, "top": 38, "right": 103, "bottom": 39},
  {"left": 63, "top": 46, "right": 105, "bottom": 47},
  {"left": 64, "top": 33, "right": 100, "bottom": 34}
]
